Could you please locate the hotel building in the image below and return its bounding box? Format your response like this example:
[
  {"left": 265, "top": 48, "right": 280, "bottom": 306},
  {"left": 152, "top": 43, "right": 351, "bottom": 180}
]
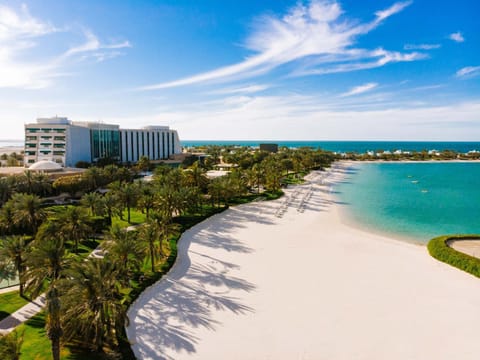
[{"left": 24, "top": 117, "right": 181, "bottom": 167}]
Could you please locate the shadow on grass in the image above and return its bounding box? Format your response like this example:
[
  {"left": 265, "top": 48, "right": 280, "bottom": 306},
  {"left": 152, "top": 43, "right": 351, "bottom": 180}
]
[
  {"left": 0, "top": 310, "right": 10, "bottom": 321},
  {"left": 25, "top": 313, "right": 45, "bottom": 329}
]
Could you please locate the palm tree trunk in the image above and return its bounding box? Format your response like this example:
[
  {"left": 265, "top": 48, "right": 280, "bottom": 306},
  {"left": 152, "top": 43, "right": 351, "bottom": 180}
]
[
  {"left": 51, "top": 337, "right": 61, "bottom": 360},
  {"left": 150, "top": 243, "right": 155, "bottom": 273}
]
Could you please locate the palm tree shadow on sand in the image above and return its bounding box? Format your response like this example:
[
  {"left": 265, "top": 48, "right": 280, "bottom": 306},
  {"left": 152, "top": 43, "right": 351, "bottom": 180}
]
[{"left": 127, "top": 208, "right": 259, "bottom": 360}]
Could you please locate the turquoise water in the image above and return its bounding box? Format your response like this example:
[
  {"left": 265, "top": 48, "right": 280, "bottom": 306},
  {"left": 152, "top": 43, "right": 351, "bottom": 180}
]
[
  {"left": 182, "top": 140, "right": 480, "bottom": 154},
  {"left": 335, "top": 162, "right": 480, "bottom": 244}
]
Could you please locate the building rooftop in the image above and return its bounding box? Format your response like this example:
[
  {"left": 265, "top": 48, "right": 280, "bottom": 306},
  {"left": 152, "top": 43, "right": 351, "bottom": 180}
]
[{"left": 28, "top": 160, "right": 63, "bottom": 172}]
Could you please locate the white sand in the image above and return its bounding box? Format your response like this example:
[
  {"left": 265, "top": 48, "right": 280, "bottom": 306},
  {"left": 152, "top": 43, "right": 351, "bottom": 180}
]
[{"left": 127, "top": 163, "right": 480, "bottom": 360}]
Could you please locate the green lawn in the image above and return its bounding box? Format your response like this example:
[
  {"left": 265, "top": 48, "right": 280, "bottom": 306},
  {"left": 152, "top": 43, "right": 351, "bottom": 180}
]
[
  {"left": 111, "top": 209, "right": 146, "bottom": 228},
  {"left": 15, "top": 313, "right": 54, "bottom": 360},
  {"left": 0, "top": 290, "right": 29, "bottom": 321}
]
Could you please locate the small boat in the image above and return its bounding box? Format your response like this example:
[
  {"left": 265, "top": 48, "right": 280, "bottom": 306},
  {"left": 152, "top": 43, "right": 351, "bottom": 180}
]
[
  {"left": 411, "top": 180, "right": 419, "bottom": 184},
  {"left": 421, "top": 189, "right": 428, "bottom": 193}
]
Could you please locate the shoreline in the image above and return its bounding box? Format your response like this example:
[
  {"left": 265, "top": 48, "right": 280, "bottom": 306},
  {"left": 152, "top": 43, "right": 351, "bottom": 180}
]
[{"left": 126, "top": 162, "right": 480, "bottom": 359}]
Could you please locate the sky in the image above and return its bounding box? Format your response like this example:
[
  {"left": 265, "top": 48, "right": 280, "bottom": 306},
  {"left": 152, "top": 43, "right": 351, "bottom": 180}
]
[{"left": 0, "top": 0, "right": 479, "bottom": 141}]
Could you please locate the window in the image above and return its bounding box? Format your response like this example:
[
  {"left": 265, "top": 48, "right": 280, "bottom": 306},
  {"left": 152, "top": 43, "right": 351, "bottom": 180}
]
[
  {"left": 53, "top": 144, "right": 65, "bottom": 148},
  {"left": 53, "top": 136, "right": 65, "bottom": 141},
  {"left": 26, "top": 136, "right": 37, "bottom": 141}
]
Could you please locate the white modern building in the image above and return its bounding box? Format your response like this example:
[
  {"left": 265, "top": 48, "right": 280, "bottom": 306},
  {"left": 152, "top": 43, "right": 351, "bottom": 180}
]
[{"left": 24, "top": 117, "right": 181, "bottom": 167}]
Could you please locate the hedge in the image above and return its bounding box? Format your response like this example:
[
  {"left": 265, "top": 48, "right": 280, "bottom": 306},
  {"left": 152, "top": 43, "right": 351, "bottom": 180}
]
[{"left": 427, "top": 234, "right": 480, "bottom": 278}]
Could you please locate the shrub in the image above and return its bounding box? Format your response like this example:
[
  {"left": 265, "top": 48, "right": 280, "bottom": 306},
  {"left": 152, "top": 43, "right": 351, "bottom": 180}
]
[{"left": 427, "top": 235, "right": 480, "bottom": 278}]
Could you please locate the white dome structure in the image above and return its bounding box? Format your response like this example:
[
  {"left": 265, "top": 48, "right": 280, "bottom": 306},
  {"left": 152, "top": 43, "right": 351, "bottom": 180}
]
[{"left": 28, "top": 160, "right": 63, "bottom": 172}]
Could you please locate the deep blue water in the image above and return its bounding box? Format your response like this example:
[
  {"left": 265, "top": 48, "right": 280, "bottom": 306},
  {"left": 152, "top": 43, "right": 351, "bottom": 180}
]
[
  {"left": 182, "top": 140, "right": 480, "bottom": 154},
  {"left": 335, "top": 162, "right": 480, "bottom": 243}
]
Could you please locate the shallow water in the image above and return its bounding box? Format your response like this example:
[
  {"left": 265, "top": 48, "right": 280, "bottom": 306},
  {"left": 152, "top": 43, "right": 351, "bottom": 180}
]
[{"left": 335, "top": 162, "right": 480, "bottom": 243}]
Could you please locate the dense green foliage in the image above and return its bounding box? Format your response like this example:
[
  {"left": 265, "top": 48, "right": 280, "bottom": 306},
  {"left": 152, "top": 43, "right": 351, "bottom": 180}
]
[{"left": 427, "top": 235, "right": 480, "bottom": 277}]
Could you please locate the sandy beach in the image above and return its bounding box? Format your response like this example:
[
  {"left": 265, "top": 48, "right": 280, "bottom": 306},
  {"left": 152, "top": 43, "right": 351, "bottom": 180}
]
[{"left": 126, "top": 162, "right": 480, "bottom": 360}]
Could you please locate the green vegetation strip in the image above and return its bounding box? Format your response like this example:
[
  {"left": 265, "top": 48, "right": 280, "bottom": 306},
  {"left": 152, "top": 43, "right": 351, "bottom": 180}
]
[{"left": 427, "top": 235, "right": 480, "bottom": 277}]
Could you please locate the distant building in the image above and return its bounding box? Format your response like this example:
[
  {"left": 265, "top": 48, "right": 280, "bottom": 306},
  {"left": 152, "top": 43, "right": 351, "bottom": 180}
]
[
  {"left": 24, "top": 117, "right": 181, "bottom": 167},
  {"left": 259, "top": 143, "right": 278, "bottom": 153}
]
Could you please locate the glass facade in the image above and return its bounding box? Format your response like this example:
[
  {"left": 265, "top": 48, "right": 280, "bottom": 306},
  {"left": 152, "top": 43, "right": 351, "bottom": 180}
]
[{"left": 90, "top": 129, "right": 120, "bottom": 161}]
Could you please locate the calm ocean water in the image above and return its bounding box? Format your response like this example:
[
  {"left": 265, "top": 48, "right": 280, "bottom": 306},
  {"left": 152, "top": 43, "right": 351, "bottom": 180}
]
[
  {"left": 3, "top": 139, "right": 480, "bottom": 154},
  {"left": 335, "top": 162, "right": 480, "bottom": 244},
  {"left": 182, "top": 140, "right": 480, "bottom": 154}
]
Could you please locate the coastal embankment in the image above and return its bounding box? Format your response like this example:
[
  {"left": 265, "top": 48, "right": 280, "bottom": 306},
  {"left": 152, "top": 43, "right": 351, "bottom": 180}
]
[{"left": 126, "top": 162, "right": 480, "bottom": 359}]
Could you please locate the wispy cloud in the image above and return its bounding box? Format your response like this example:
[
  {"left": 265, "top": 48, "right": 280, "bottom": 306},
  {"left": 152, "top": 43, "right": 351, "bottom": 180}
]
[
  {"left": 62, "top": 29, "right": 131, "bottom": 61},
  {"left": 456, "top": 66, "right": 480, "bottom": 78},
  {"left": 140, "top": 1, "right": 418, "bottom": 90},
  {"left": 404, "top": 43, "right": 441, "bottom": 50},
  {"left": 0, "top": 4, "right": 130, "bottom": 89},
  {"left": 209, "top": 84, "right": 271, "bottom": 95},
  {"left": 449, "top": 31, "right": 465, "bottom": 42},
  {"left": 108, "top": 96, "right": 480, "bottom": 141},
  {"left": 341, "top": 83, "right": 378, "bottom": 97}
]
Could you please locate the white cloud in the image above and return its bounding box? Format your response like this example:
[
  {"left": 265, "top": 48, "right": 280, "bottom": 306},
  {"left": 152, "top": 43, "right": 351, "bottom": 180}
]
[
  {"left": 341, "top": 83, "right": 378, "bottom": 97},
  {"left": 456, "top": 66, "right": 480, "bottom": 78},
  {"left": 141, "top": 1, "right": 417, "bottom": 90},
  {"left": 374, "top": 1, "right": 412, "bottom": 22},
  {"left": 0, "top": 4, "right": 130, "bottom": 89},
  {"left": 404, "top": 43, "right": 441, "bottom": 50},
  {"left": 449, "top": 31, "right": 465, "bottom": 42},
  {"left": 209, "top": 84, "right": 270, "bottom": 95},
  {"left": 62, "top": 29, "right": 131, "bottom": 61}
]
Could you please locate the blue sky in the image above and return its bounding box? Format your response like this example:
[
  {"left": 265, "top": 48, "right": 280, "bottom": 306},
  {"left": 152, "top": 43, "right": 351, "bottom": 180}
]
[{"left": 0, "top": 0, "right": 479, "bottom": 140}]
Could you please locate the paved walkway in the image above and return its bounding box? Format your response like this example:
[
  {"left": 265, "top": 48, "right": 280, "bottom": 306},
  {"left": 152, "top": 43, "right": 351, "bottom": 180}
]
[
  {"left": 0, "top": 285, "right": 19, "bottom": 295},
  {"left": 0, "top": 242, "right": 105, "bottom": 335},
  {"left": 0, "top": 294, "right": 45, "bottom": 335}
]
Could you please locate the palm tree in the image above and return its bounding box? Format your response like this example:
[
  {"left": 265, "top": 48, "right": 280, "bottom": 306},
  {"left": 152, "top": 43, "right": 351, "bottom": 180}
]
[
  {"left": 137, "top": 184, "right": 155, "bottom": 219},
  {"left": 139, "top": 221, "right": 159, "bottom": 273},
  {"left": 115, "top": 183, "right": 139, "bottom": 223},
  {"left": 100, "top": 191, "right": 121, "bottom": 225},
  {"left": 184, "top": 161, "right": 208, "bottom": 192},
  {"left": 0, "top": 201, "right": 16, "bottom": 235},
  {"left": 80, "top": 192, "right": 102, "bottom": 216},
  {"left": 104, "top": 225, "right": 145, "bottom": 277},
  {"left": 0, "top": 177, "right": 14, "bottom": 206},
  {"left": 24, "top": 234, "right": 69, "bottom": 360},
  {"left": 61, "top": 258, "right": 129, "bottom": 352},
  {"left": 150, "top": 211, "right": 179, "bottom": 260},
  {"left": 57, "top": 207, "right": 93, "bottom": 254},
  {"left": 83, "top": 166, "right": 102, "bottom": 191},
  {"left": 0, "top": 236, "right": 28, "bottom": 296},
  {"left": 10, "top": 193, "right": 46, "bottom": 235},
  {"left": 0, "top": 329, "right": 24, "bottom": 360}
]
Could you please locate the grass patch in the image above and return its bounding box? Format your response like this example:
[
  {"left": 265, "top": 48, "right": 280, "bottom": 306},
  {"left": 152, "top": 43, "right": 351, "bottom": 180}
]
[
  {"left": 111, "top": 209, "right": 146, "bottom": 228},
  {"left": 427, "top": 234, "right": 480, "bottom": 277},
  {"left": 15, "top": 313, "right": 55, "bottom": 360},
  {"left": 0, "top": 290, "right": 29, "bottom": 321}
]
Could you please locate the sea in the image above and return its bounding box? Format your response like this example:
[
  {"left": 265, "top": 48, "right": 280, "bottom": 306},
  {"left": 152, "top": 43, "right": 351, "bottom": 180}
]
[
  {"left": 4, "top": 139, "right": 480, "bottom": 154},
  {"left": 335, "top": 162, "right": 480, "bottom": 244},
  {"left": 181, "top": 140, "right": 480, "bottom": 154}
]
